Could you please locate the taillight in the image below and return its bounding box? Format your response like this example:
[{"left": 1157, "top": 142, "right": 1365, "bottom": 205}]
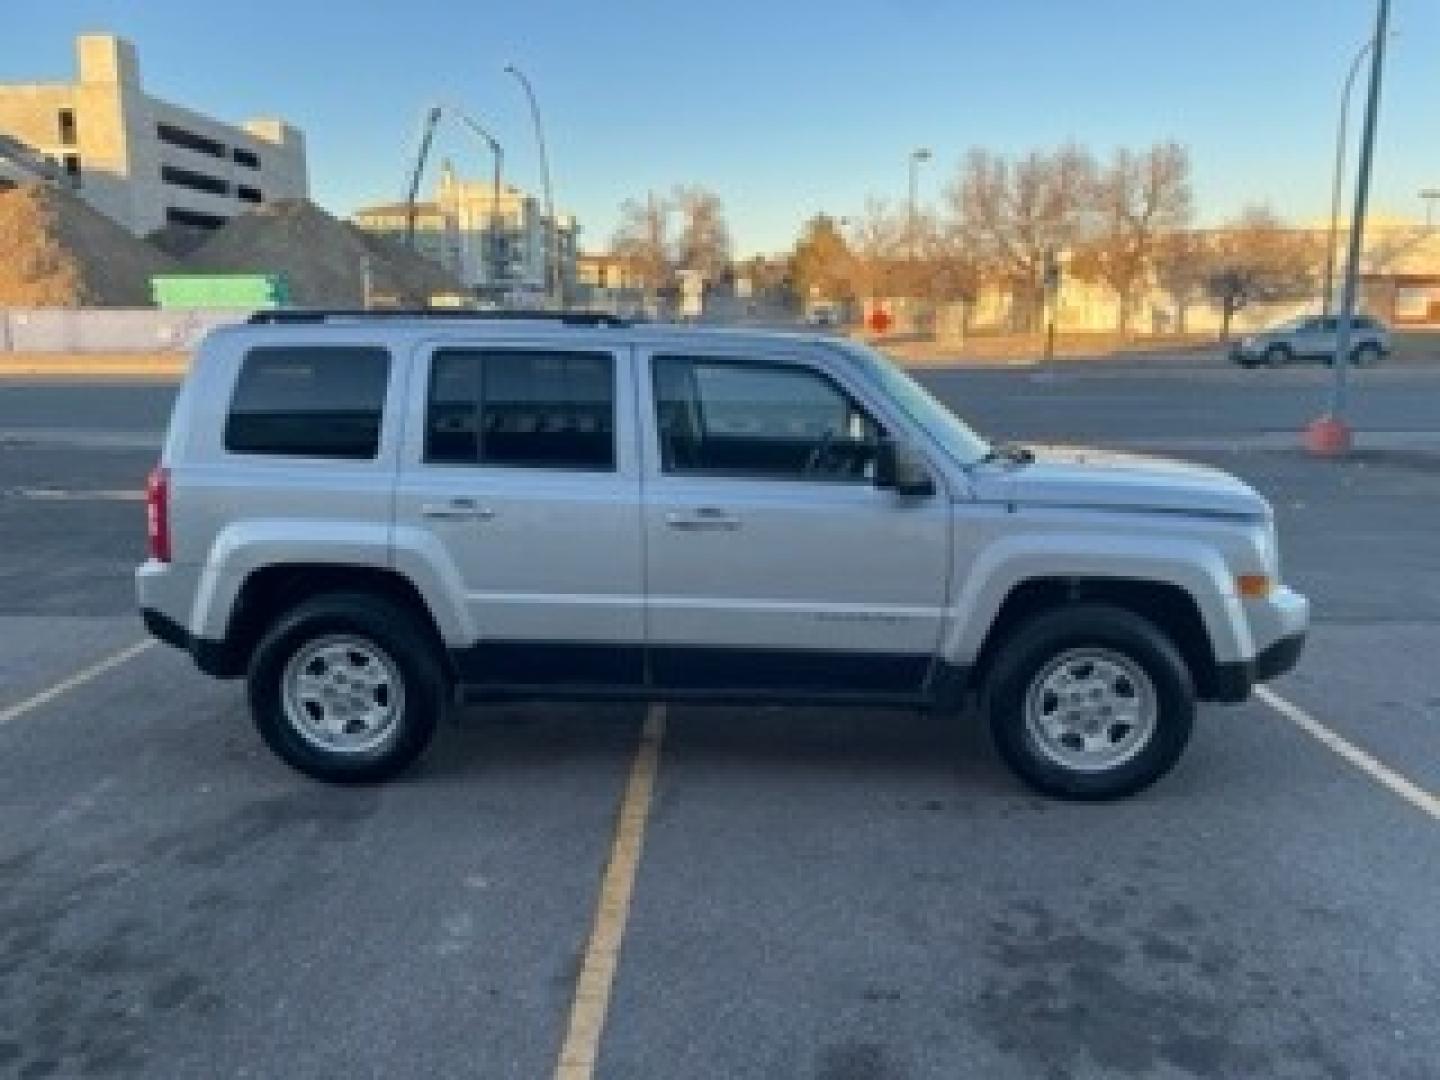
[{"left": 146, "top": 466, "right": 171, "bottom": 562}]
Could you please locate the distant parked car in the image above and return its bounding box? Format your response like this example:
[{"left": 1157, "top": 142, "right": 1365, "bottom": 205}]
[{"left": 1231, "top": 315, "right": 1390, "bottom": 368}]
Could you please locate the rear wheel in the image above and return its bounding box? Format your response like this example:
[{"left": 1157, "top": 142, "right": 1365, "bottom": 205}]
[
  {"left": 248, "top": 593, "right": 448, "bottom": 783},
  {"left": 1351, "top": 342, "right": 1381, "bottom": 367},
  {"left": 984, "top": 604, "right": 1195, "bottom": 800}
]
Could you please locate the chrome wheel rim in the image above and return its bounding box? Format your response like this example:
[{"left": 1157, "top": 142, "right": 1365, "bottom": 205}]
[
  {"left": 1023, "top": 648, "right": 1157, "bottom": 773},
  {"left": 281, "top": 635, "right": 405, "bottom": 755}
]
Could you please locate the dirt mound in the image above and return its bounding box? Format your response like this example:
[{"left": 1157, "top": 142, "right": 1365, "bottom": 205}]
[
  {"left": 187, "top": 199, "right": 462, "bottom": 306},
  {"left": 0, "top": 182, "right": 179, "bottom": 306}
]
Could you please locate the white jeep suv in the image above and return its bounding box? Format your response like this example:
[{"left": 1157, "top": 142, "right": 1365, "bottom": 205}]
[{"left": 137, "top": 311, "right": 1308, "bottom": 799}]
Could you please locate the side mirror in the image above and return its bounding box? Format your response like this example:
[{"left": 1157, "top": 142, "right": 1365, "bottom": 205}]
[{"left": 874, "top": 439, "right": 935, "bottom": 499}]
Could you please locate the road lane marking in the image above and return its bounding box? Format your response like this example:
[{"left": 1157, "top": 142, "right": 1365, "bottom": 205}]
[
  {"left": 0, "top": 639, "right": 155, "bottom": 729},
  {"left": 554, "top": 703, "right": 666, "bottom": 1080},
  {"left": 1256, "top": 686, "right": 1439, "bottom": 822}
]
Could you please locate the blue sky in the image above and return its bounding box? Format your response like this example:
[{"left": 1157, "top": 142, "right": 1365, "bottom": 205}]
[{"left": 6, "top": 1, "right": 1437, "bottom": 255}]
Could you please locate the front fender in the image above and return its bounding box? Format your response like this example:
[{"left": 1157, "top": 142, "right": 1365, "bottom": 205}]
[{"left": 944, "top": 532, "right": 1252, "bottom": 666}]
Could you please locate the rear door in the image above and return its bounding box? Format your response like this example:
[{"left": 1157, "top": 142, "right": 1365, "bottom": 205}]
[
  {"left": 393, "top": 337, "right": 644, "bottom": 688},
  {"left": 637, "top": 344, "right": 952, "bottom": 698}
]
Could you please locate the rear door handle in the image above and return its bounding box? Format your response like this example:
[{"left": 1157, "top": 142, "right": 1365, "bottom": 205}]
[
  {"left": 422, "top": 498, "right": 494, "bottom": 521},
  {"left": 665, "top": 507, "right": 741, "bottom": 531}
]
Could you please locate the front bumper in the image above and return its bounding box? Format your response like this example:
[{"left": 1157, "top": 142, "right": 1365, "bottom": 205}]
[
  {"left": 1206, "top": 585, "right": 1309, "bottom": 702},
  {"left": 1211, "top": 632, "right": 1306, "bottom": 702}
]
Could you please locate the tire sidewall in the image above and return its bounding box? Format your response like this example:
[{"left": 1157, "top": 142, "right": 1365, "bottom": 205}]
[
  {"left": 248, "top": 597, "right": 444, "bottom": 783},
  {"left": 986, "top": 606, "right": 1195, "bottom": 800},
  {"left": 1352, "top": 343, "right": 1380, "bottom": 367}
]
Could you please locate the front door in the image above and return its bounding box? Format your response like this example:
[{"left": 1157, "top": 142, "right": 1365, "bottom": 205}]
[
  {"left": 638, "top": 347, "right": 952, "bottom": 698},
  {"left": 394, "top": 339, "right": 644, "bottom": 688}
]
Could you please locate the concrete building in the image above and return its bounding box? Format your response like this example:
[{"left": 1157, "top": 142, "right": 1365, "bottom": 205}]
[
  {"left": 0, "top": 33, "right": 307, "bottom": 237},
  {"left": 353, "top": 162, "right": 577, "bottom": 298}
]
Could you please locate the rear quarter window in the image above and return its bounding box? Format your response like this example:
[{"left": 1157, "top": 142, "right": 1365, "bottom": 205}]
[{"left": 224, "top": 346, "right": 391, "bottom": 459}]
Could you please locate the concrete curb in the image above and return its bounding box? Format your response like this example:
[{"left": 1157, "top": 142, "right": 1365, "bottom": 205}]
[{"left": 0, "top": 354, "right": 188, "bottom": 378}]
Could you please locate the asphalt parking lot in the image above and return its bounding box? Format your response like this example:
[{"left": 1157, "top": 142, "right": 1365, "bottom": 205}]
[{"left": 1, "top": 357, "right": 1437, "bottom": 1079}]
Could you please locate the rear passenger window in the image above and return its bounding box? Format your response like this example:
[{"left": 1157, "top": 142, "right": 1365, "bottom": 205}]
[
  {"left": 225, "top": 346, "right": 390, "bottom": 459},
  {"left": 424, "top": 349, "right": 615, "bottom": 471}
]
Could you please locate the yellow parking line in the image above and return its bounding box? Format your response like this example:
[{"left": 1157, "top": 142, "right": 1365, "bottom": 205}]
[
  {"left": 0, "top": 639, "right": 155, "bottom": 729},
  {"left": 554, "top": 703, "right": 666, "bottom": 1080},
  {"left": 1257, "top": 686, "right": 1440, "bottom": 822}
]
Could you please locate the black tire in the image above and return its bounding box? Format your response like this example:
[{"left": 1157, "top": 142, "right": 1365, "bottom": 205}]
[
  {"left": 1351, "top": 342, "right": 1381, "bottom": 367},
  {"left": 984, "top": 604, "right": 1195, "bottom": 801},
  {"left": 1263, "top": 344, "right": 1290, "bottom": 368},
  {"left": 247, "top": 592, "right": 448, "bottom": 784}
]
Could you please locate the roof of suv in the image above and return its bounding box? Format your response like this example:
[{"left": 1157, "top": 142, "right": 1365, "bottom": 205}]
[{"left": 216, "top": 309, "right": 844, "bottom": 353}]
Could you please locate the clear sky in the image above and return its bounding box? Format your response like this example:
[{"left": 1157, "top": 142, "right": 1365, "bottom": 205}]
[{"left": 5, "top": 0, "right": 1437, "bottom": 256}]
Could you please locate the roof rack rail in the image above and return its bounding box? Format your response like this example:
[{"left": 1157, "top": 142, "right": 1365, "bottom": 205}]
[{"left": 245, "top": 309, "right": 632, "bottom": 327}]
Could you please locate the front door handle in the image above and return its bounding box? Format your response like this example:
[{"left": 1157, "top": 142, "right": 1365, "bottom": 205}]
[
  {"left": 665, "top": 507, "right": 741, "bottom": 531},
  {"left": 422, "top": 498, "right": 495, "bottom": 521}
]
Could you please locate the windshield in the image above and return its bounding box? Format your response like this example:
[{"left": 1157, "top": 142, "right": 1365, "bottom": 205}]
[{"left": 838, "top": 340, "right": 991, "bottom": 465}]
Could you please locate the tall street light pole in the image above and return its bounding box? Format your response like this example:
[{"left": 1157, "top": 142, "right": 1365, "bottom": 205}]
[
  {"left": 504, "top": 64, "right": 560, "bottom": 307},
  {"left": 1308, "top": 0, "right": 1390, "bottom": 457},
  {"left": 445, "top": 107, "right": 505, "bottom": 292},
  {"left": 1421, "top": 188, "right": 1440, "bottom": 231},
  {"left": 1322, "top": 38, "right": 1377, "bottom": 318},
  {"left": 908, "top": 148, "right": 931, "bottom": 261}
]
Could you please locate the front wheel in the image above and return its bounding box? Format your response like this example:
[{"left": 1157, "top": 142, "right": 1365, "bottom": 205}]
[
  {"left": 984, "top": 605, "right": 1195, "bottom": 800},
  {"left": 247, "top": 593, "right": 448, "bottom": 783}
]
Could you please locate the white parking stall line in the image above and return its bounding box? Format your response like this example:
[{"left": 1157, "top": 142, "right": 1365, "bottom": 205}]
[
  {"left": 0, "top": 639, "right": 156, "bottom": 730},
  {"left": 8, "top": 487, "right": 146, "bottom": 501},
  {"left": 1256, "top": 686, "right": 1440, "bottom": 822}
]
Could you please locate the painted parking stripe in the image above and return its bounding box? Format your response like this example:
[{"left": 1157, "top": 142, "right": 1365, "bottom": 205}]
[
  {"left": 554, "top": 704, "right": 666, "bottom": 1080},
  {"left": 7, "top": 487, "right": 145, "bottom": 501},
  {"left": 0, "top": 639, "right": 155, "bottom": 729},
  {"left": 1257, "top": 686, "right": 1440, "bottom": 822}
]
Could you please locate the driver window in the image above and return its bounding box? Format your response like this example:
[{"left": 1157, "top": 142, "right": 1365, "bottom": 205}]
[{"left": 653, "top": 355, "right": 884, "bottom": 480}]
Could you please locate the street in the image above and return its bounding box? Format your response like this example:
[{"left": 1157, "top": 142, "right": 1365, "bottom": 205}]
[{"left": 1, "top": 356, "right": 1437, "bottom": 1079}]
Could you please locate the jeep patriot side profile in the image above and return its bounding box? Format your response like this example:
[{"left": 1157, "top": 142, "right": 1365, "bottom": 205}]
[{"left": 137, "top": 311, "right": 1309, "bottom": 799}]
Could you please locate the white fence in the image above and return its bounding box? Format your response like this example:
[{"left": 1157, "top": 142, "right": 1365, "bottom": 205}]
[{"left": 0, "top": 308, "right": 247, "bottom": 352}]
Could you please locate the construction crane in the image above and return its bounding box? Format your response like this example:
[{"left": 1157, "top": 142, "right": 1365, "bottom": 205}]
[{"left": 403, "top": 104, "right": 506, "bottom": 289}]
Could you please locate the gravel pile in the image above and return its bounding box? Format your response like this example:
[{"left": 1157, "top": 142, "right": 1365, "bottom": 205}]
[
  {"left": 0, "top": 182, "right": 179, "bottom": 306},
  {"left": 188, "top": 199, "right": 463, "bottom": 306}
]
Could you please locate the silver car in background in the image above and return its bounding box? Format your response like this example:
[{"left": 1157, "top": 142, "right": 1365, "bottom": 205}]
[{"left": 1231, "top": 315, "right": 1390, "bottom": 368}]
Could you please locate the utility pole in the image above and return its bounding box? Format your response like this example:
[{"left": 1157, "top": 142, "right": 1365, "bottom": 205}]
[
  {"left": 447, "top": 108, "right": 506, "bottom": 293},
  {"left": 505, "top": 65, "right": 560, "bottom": 307},
  {"left": 907, "top": 148, "right": 931, "bottom": 261},
  {"left": 1322, "top": 38, "right": 1377, "bottom": 317},
  {"left": 1308, "top": 0, "right": 1390, "bottom": 457}
]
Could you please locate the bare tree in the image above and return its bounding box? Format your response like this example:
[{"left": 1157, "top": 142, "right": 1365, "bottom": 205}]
[
  {"left": 610, "top": 192, "right": 672, "bottom": 297},
  {"left": 1204, "top": 206, "right": 1325, "bottom": 339},
  {"left": 846, "top": 197, "right": 904, "bottom": 300},
  {"left": 1151, "top": 228, "right": 1207, "bottom": 333},
  {"left": 949, "top": 145, "right": 1096, "bottom": 330},
  {"left": 1070, "top": 142, "right": 1193, "bottom": 332},
  {"left": 918, "top": 220, "right": 983, "bottom": 306},
  {"left": 671, "top": 185, "right": 732, "bottom": 284}
]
